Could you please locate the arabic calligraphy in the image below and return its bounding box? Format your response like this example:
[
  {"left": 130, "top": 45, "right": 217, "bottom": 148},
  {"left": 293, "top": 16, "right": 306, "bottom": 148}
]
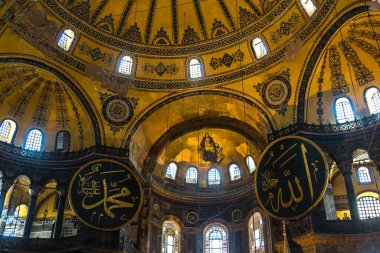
[
  {"left": 255, "top": 136, "right": 328, "bottom": 220},
  {"left": 69, "top": 160, "right": 143, "bottom": 231}
]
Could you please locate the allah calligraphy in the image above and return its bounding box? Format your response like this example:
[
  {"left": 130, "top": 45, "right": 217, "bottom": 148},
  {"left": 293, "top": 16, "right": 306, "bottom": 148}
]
[
  {"left": 255, "top": 136, "right": 328, "bottom": 220},
  {"left": 69, "top": 159, "right": 143, "bottom": 231}
]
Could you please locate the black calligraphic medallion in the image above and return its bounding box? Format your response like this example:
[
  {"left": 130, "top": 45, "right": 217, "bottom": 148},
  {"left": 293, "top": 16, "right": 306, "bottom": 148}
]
[
  {"left": 68, "top": 159, "right": 143, "bottom": 231},
  {"left": 255, "top": 136, "right": 328, "bottom": 220}
]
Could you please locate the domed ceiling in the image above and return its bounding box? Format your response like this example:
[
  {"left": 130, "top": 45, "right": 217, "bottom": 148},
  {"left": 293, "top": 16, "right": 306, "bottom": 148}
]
[{"left": 57, "top": 0, "right": 278, "bottom": 45}]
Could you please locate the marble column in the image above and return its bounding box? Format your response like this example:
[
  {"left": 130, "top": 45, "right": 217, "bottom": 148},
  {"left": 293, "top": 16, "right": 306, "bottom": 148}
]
[
  {"left": 0, "top": 179, "right": 11, "bottom": 218},
  {"left": 23, "top": 186, "right": 40, "bottom": 238},
  {"left": 342, "top": 171, "right": 359, "bottom": 220},
  {"left": 323, "top": 183, "right": 338, "bottom": 220},
  {"left": 53, "top": 188, "right": 67, "bottom": 238}
]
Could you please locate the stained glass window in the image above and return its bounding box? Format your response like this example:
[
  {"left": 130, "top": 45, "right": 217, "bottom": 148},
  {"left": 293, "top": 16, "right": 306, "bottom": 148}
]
[
  {"left": 246, "top": 156, "right": 257, "bottom": 173},
  {"left": 0, "top": 119, "right": 16, "bottom": 143},
  {"left": 118, "top": 55, "right": 133, "bottom": 75},
  {"left": 161, "top": 221, "right": 180, "bottom": 253},
  {"left": 335, "top": 97, "right": 355, "bottom": 123},
  {"left": 357, "top": 195, "right": 380, "bottom": 219},
  {"left": 252, "top": 38, "right": 268, "bottom": 59},
  {"left": 185, "top": 167, "right": 198, "bottom": 184},
  {"left": 24, "top": 129, "right": 43, "bottom": 151},
  {"left": 357, "top": 167, "right": 372, "bottom": 183},
  {"left": 300, "top": 0, "right": 316, "bottom": 16},
  {"left": 208, "top": 167, "right": 221, "bottom": 185},
  {"left": 365, "top": 87, "right": 380, "bottom": 114},
  {"left": 58, "top": 29, "right": 75, "bottom": 51},
  {"left": 56, "top": 131, "right": 70, "bottom": 152},
  {"left": 249, "top": 212, "right": 265, "bottom": 253},
  {"left": 165, "top": 162, "right": 178, "bottom": 180},
  {"left": 229, "top": 164, "right": 241, "bottom": 181},
  {"left": 204, "top": 224, "right": 228, "bottom": 253},
  {"left": 189, "top": 58, "right": 202, "bottom": 79}
]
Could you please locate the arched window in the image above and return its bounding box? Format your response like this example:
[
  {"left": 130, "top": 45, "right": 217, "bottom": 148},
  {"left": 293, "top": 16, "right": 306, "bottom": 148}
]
[
  {"left": 357, "top": 194, "right": 380, "bottom": 219},
  {"left": 0, "top": 119, "right": 17, "bottom": 143},
  {"left": 357, "top": 167, "right": 372, "bottom": 183},
  {"left": 365, "top": 87, "right": 380, "bottom": 114},
  {"left": 162, "top": 221, "right": 180, "bottom": 253},
  {"left": 118, "top": 55, "right": 133, "bottom": 75},
  {"left": 249, "top": 212, "right": 265, "bottom": 253},
  {"left": 165, "top": 162, "right": 178, "bottom": 180},
  {"left": 229, "top": 164, "right": 241, "bottom": 181},
  {"left": 208, "top": 167, "right": 221, "bottom": 185},
  {"left": 335, "top": 97, "right": 355, "bottom": 123},
  {"left": 252, "top": 38, "right": 268, "bottom": 59},
  {"left": 185, "top": 167, "right": 198, "bottom": 184},
  {"left": 24, "top": 129, "right": 43, "bottom": 151},
  {"left": 189, "top": 58, "right": 203, "bottom": 79},
  {"left": 55, "top": 131, "right": 71, "bottom": 152},
  {"left": 58, "top": 29, "right": 75, "bottom": 51},
  {"left": 204, "top": 223, "right": 228, "bottom": 253},
  {"left": 300, "top": 0, "right": 316, "bottom": 16},
  {"left": 246, "top": 156, "right": 257, "bottom": 173}
]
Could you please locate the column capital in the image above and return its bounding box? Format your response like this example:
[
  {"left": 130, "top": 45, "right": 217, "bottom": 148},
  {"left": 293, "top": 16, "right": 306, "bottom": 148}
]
[
  {"left": 28, "top": 185, "right": 41, "bottom": 197},
  {"left": 57, "top": 187, "right": 68, "bottom": 198}
]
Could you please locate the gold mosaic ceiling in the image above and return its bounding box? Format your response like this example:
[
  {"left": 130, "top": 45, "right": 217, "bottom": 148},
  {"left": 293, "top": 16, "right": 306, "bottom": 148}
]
[{"left": 57, "top": 0, "right": 278, "bottom": 46}]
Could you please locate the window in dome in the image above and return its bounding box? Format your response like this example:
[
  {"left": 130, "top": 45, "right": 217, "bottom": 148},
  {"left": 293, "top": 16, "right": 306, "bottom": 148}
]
[
  {"left": 357, "top": 194, "right": 380, "bottom": 219},
  {"left": 165, "top": 162, "right": 178, "bottom": 180},
  {"left": 55, "top": 131, "right": 71, "bottom": 152},
  {"left": 185, "top": 167, "right": 198, "bottom": 184},
  {"left": 335, "top": 97, "right": 355, "bottom": 123},
  {"left": 162, "top": 221, "right": 180, "bottom": 253},
  {"left": 204, "top": 223, "right": 228, "bottom": 253},
  {"left": 365, "top": 87, "right": 380, "bottom": 114},
  {"left": 189, "top": 58, "right": 203, "bottom": 79},
  {"left": 118, "top": 55, "right": 133, "bottom": 75},
  {"left": 208, "top": 167, "right": 221, "bottom": 185},
  {"left": 229, "top": 164, "right": 241, "bottom": 181},
  {"left": 252, "top": 38, "right": 268, "bottom": 59},
  {"left": 357, "top": 167, "right": 372, "bottom": 184},
  {"left": 246, "top": 156, "right": 257, "bottom": 173},
  {"left": 24, "top": 129, "right": 43, "bottom": 152},
  {"left": 300, "top": 0, "right": 316, "bottom": 16},
  {"left": 0, "top": 119, "right": 17, "bottom": 144},
  {"left": 58, "top": 29, "right": 75, "bottom": 51},
  {"left": 249, "top": 212, "right": 265, "bottom": 253}
]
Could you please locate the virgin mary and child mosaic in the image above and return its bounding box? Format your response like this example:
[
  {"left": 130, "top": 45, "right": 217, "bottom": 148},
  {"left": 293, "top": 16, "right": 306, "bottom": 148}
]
[{"left": 199, "top": 132, "right": 224, "bottom": 166}]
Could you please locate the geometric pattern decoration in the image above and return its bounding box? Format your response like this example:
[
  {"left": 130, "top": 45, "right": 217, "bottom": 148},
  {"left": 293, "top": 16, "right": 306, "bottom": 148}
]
[
  {"left": 142, "top": 62, "right": 179, "bottom": 77},
  {"left": 270, "top": 13, "right": 301, "bottom": 44},
  {"left": 210, "top": 50, "right": 244, "bottom": 70},
  {"left": 102, "top": 95, "right": 134, "bottom": 126}
]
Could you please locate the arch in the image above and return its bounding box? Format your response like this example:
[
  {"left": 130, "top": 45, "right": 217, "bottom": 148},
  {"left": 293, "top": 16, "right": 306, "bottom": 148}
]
[
  {"left": 249, "top": 212, "right": 265, "bottom": 253},
  {"left": 185, "top": 166, "right": 198, "bottom": 184},
  {"left": 365, "top": 87, "right": 380, "bottom": 115},
  {"left": 0, "top": 119, "right": 17, "bottom": 144},
  {"left": 58, "top": 29, "right": 75, "bottom": 51},
  {"left": 204, "top": 223, "right": 229, "bottom": 253},
  {"left": 24, "top": 129, "right": 44, "bottom": 152},
  {"left": 299, "top": 0, "right": 316, "bottom": 16},
  {"left": 161, "top": 220, "right": 181, "bottom": 253},
  {"left": 0, "top": 57, "right": 103, "bottom": 145},
  {"left": 357, "top": 166, "right": 372, "bottom": 184},
  {"left": 118, "top": 55, "right": 133, "bottom": 75},
  {"left": 189, "top": 58, "right": 203, "bottom": 79},
  {"left": 353, "top": 148, "right": 370, "bottom": 163},
  {"left": 335, "top": 97, "right": 355, "bottom": 123},
  {"left": 246, "top": 156, "right": 257, "bottom": 173},
  {"left": 357, "top": 192, "right": 380, "bottom": 219},
  {"left": 165, "top": 162, "right": 178, "bottom": 180},
  {"left": 55, "top": 130, "right": 71, "bottom": 152},
  {"left": 252, "top": 37, "right": 268, "bottom": 59},
  {"left": 207, "top": 167, "right": 221, "bottom": 186},
  {"left": 229, "top": 163, "right": 241, "bottom": 181}
]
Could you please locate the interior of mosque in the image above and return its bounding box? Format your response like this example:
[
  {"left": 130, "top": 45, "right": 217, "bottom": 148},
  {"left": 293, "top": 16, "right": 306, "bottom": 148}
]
[{"left": 0, "top": 0, "right": 380, "bottom": 252}]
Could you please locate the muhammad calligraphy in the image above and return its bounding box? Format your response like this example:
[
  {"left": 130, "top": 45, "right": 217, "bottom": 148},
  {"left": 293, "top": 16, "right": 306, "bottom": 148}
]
[
  {"left": 255, "top": 136, "right": 328, "bottom": 220},
  {"left": 69, "top": 160, "right": 143, "bottom": 231}
]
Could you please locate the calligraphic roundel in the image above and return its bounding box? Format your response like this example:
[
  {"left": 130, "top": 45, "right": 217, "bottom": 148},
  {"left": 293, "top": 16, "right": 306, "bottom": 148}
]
[
  {"left": 255, "top": 136, "right": 328, "bottom": 220},
  {"left": 69, "top": 159, "right": 143, "bottom": 231}
]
